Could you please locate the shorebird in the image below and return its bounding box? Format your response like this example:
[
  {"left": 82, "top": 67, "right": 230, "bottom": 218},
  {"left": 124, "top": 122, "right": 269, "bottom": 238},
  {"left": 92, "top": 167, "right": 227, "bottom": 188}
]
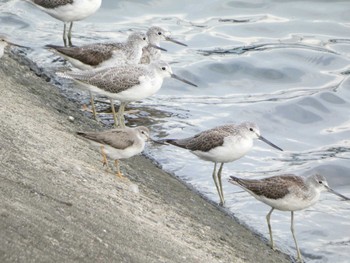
[
  {"left": 163, "top": 122, "right": 283, "bottom": 206},
  {"left": 47, "top": 32, "right": 166, "bottom": 119},
  {"left": 46, "top": 32, "right": 165, "bottom": 70},
  {"left": 228, "top": 173, "right": 350, "bottom": 262},
  {"left": 140, "top": 26, "right": 187, "bottom": 64},
  {"left": 57, "top": 60, "right": 197, "bottom": 127},
  {"left": 0, "top": 37, "right": 25, "bottom": 58},
  {"left": 24, "top": 0, "right": 102, "bottom": 46},
  {"left": 48, "top": 32, "right": 165, "bottom": 119},
  {"left": 77, "top": 126, "right": 150, "bottom": 177}
]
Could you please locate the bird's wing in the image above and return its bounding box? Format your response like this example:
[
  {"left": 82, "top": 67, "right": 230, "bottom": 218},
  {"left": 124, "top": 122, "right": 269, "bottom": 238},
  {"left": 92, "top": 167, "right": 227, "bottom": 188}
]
[
  {"left": 32, "top": 0, "right": 73, "bottom": 9},
  {"left": 230, "top": 175, "right": 305, "bottom": 200},
  {"left": 50, "top": 44, "right": 117, "bottom": 66},
  {"left": 167, "top": 129, "right": 227, "bottom": 152},
  {"left": 77, "top": 129, "right": 134, "bottom": 150},
  {"left": 66, "top": 65, "right": 146, "bottom": 93}
]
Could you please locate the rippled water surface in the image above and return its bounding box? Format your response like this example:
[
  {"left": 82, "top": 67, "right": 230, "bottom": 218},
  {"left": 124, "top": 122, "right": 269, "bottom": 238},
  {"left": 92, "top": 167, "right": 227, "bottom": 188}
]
[{"left": 1, "top": 0, "right": 350, "bottom": 262}]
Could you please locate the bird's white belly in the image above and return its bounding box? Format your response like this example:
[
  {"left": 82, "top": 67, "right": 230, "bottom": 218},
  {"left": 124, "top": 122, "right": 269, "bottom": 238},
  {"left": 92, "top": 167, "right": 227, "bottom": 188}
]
[
  {"left": 90, "top": 142, "right": 144, "bottom": 160},
  {"left": 112, "top": 76, "right": 163, "bottom": 102},
  {"left": 257, "top": 193, "right": 320, "bottom": 211},
  {"left": 35, "top": 0, "right": 102, "bottom": 22},
  {"left": 193, "top": 137, "right": 253, "bottom": 163},
  {"left": 104, "top": 144, "right": 141, "bottom": 160}
]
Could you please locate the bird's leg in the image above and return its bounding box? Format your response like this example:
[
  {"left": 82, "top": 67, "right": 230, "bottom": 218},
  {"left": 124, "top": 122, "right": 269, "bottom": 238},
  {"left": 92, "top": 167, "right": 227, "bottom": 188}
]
[
  {"left": 217, "top": 162, "right": 225, "bottom": 206},
  {"left": 291, "top": 211, "right": 303, "bottom": 262},
  {"left": 63, "top": 22, "right": 68, "bottom": 47},
  {"left": 114, "top": 160, "right": 124, "bottom": 178},
  {"left": 118, "top": 102, "right": 126, "bottom": 128},
  {"left": 100, "top": 145, "right": 109, "bottom": 169},
  {"left": 121, "top": 102, "right": 128, "bottom": 123},
  {"left": 266, "top": 207, "right": 275, "bottom": 250},
  {"left": 212, "top": 162, "right": 224, "bottom": 206},
  {"left": 68, "top": 22, "right": 73, "bottom": 47},
  {"left": 110, "top": 98, "right": 118, "bottom": 127},
  {"left": 90, "top": 91, "right": 97, "bottom": 120}
]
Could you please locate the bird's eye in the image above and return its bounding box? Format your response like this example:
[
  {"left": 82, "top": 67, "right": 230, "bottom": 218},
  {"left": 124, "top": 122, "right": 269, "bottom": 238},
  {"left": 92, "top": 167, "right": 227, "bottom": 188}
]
[
  {"left": 158, "top": 32, "right": 162, "bottom": 35},
  {"left": 143, "top": 37, "right": 146, "bottom": 40},
  {"left": 161, "top": 67, "right": 166, "bottom": 70},
  {"left": 249, "top": 128, "right": 254, "bottom": 132},
  {"left": 318, "top": 180, "right": 323, "bottom": 184}
]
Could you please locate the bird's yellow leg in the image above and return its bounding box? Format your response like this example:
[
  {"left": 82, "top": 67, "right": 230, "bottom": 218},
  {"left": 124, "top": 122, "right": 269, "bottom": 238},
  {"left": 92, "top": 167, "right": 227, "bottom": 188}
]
[
  {"left": 114, "top": 160, "right": 124, "bottom": 178},
  {"left": 100, "top": 145, "right": 108, "bottom": 168},
  {"left": 90, "top": 91, "right": 97, "bottom": 120}
]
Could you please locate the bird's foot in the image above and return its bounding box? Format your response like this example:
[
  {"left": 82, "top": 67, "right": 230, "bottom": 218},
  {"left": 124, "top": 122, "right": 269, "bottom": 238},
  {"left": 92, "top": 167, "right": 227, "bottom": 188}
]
[{"left": 116, "top": 171, "right": 124, "bottom": 179}]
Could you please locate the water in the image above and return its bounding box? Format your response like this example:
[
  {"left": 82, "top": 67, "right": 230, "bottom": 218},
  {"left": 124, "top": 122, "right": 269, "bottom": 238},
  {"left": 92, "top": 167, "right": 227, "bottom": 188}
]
[{"left": 2, "top": 0, "right": 350, "bottom": 261}]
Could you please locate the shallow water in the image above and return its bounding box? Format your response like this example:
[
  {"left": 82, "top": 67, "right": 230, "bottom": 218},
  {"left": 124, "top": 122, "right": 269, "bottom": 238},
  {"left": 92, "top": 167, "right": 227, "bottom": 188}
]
[{"left": 2, "top": 0, "right": 350, "bottom": 261}]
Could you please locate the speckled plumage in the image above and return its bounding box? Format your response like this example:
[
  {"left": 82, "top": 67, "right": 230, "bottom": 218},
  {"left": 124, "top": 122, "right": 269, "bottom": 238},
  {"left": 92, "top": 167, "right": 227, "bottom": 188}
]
[
  {"left": 47, "top": 32, "right": 149, "bottom": 69},
  {"left": 164, "top": 122, "right": 282, "bottom": 206},
  {"left": 166, "top": 124, "right": 243, "bottom": 152},
  {"left": 57, "top": 59, "right": 197, "bottom": 102},
  {"left": 229, "top": 173, "right": 349, "bottom": 262},
  {"left": 58, "top": 60, "right": 198, "bottom": 127},
  {"left": 58, "top": 63, "right": 152, "bottom": 95},
  {"left": 229, "top": 174, "right": 307, "bottom": 200},
  {"left": 33, "top": 0, "right": 73, "bottom": 9}
]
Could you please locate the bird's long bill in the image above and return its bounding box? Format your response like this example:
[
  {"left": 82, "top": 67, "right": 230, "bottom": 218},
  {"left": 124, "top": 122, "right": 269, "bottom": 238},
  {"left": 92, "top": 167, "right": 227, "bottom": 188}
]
[
  {"left": 171, "top": 73, "right": 198, "bottom": 87},
  {"left": 165, "top": 36, "right": 187, "bottom": 47},
  {"left": 258, "top": 136, "right": 283, "bottom": 151},
  {"left": 149, "top": 138, "right": 166, "bottom": 145},
  {"left": 326, "top": 185, "right": 350, "bottom": 201},
  {"left": 149, "top": 44, "right": 167, "bottom": 52}
]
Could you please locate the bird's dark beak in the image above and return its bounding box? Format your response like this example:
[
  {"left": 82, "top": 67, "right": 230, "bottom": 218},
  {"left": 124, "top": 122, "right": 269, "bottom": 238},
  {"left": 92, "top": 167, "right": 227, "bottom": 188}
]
[
  {"left": 171, "top": 73, "right": 198, "bottom": 87},
  {"left": 258, "top": 136, "right": 283, "bottom": 151},
  {"left": 149, "top": 44, "right": 167, "bottom": 52},
  {"left": 325, "top": 185, "right": 350, "bottom": 201},
  {"left": 165, "top": 36, "right": 187, "bottom": 47}
]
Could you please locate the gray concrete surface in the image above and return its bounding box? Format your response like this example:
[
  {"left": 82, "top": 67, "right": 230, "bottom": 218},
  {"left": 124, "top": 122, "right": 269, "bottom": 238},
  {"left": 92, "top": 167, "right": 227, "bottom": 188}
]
[{"left": 0, "top": 54, "right": 291, "bottom": 263}]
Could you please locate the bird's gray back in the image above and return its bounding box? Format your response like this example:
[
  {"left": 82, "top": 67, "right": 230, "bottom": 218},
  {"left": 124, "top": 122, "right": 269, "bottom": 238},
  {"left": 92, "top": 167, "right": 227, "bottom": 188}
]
[
  {"left": 53, "top": 43, "right": 122, "bottom": 66},
  {"left": 167, "top": 124, "right": 238, "bottom": 152},
  {"left": 66, "top": 65, "right": 149, "bottom": 93},
  {"left": 232, "top": 175, "right": 306, "bottom": 200},
  {"left": 78, "top": 129, "right": 136, "bottom": 150}
]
